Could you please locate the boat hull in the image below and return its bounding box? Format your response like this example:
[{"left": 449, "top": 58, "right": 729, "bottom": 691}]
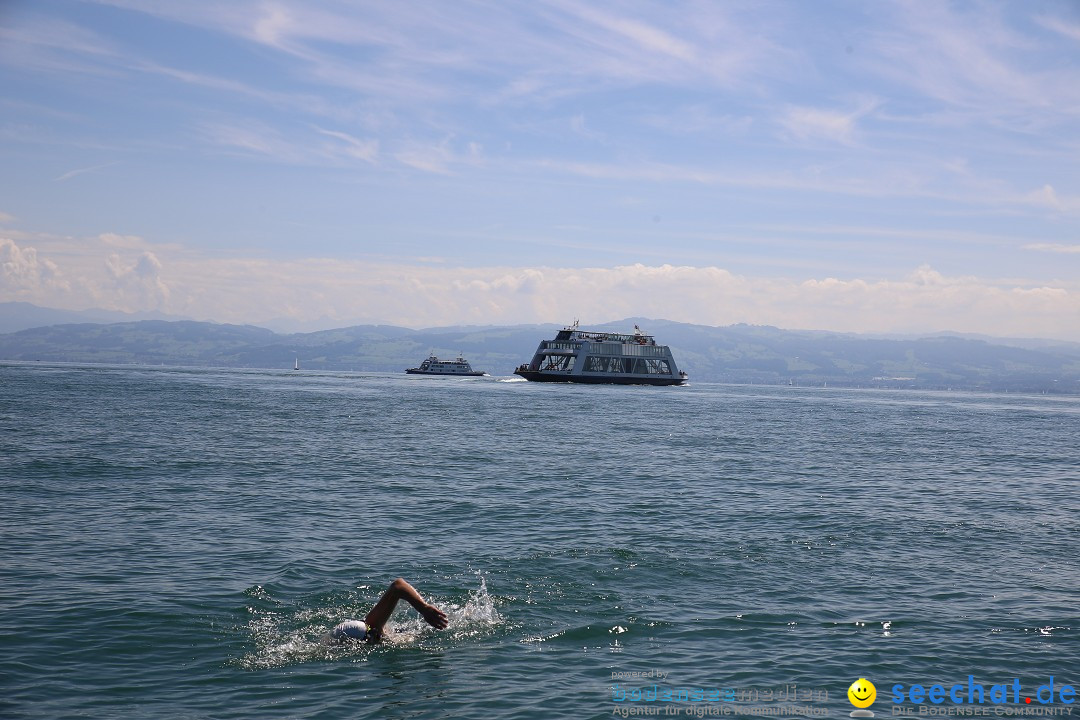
[
  {"left": 406, "top": 369, "right": 486, "bottom": 376},
  {"left": 513, "top": 369, "right": 686, "bottom": 386}
]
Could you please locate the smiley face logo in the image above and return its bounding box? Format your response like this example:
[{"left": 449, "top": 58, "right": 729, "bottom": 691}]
[{"left": 848, "top": 678, "right": 876, "bottom": 709}]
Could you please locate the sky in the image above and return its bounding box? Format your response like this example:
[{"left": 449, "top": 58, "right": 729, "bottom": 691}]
[{"left": 1, "top": 0, "right": 1079, "bottom": 338}]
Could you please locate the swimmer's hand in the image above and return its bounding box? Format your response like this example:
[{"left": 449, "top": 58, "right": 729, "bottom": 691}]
[{"left": 420, "top": 603, "right": 449, "bottom": 629}]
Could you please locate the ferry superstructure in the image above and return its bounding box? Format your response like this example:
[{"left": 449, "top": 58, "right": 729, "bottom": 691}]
[
  {"left": 406, "top": 354, "right": 486, "bottom": 376},
  {"left": 514, "top": 322, "right": 688, "bottom": 386}
]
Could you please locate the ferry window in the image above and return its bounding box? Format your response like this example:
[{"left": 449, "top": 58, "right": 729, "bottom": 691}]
[{"left": 585, "top": 356, "right": 620, "bottom": 372}]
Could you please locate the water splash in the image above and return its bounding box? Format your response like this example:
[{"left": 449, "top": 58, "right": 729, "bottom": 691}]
[
  {"left": 233, "top": 575, "right": 503, "bottom": 669},
  {"left": 235, "top": 600, "right": 368, "bottom": 670},
  {"left": 400, "top": 574, "right": 504, "bottom": 643}
]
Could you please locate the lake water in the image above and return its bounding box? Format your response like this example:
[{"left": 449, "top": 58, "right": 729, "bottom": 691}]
[{"left": 2, "top": 364, "right": 1077, "bottom": 719}]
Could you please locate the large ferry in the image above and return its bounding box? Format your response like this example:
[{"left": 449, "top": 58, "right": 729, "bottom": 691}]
[
  {"left": 514, "top": 322, "right": 688, "bottom": 385},
  {"left": 406, "top": 354, "right": 486, "bottom": 376}
]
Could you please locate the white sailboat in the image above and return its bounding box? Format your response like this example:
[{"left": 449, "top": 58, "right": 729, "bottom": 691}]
[{"left": 293, "top": 357, "right": 299, "bottom": 371}]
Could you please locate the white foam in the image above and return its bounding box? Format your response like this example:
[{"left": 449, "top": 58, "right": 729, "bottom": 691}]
[
  {"left": 236, "top": 575, "right": 505, "bottom": 668},
  {"left": 397, "top": 574, "right": 504, "bottom": 642}
]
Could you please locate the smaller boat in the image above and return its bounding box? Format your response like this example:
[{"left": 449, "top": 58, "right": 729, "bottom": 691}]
[
  {"left": 293, "top": 357, "right": 300, "bottom": 371},
  {"left": 406, "top": 354, "right": 486, "bottom": 376}
]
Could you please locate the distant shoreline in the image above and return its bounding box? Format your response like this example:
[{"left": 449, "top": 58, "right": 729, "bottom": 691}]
[{"left": 4, "top": 359, "right": 1078, "bottom": 396}]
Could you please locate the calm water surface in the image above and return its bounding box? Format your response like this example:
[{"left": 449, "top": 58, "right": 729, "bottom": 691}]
[{"left": 2, "top": 364, "right": 1077, "bottom": 719}]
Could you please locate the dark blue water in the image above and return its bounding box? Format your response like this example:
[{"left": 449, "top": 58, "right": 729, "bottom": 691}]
[{"left": 2, "top": 364, "right": 1077, "bottom": 719}]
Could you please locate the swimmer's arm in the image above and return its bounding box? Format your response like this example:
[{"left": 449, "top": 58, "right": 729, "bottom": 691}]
[
  {"left": 364, "top": 578, "right": 449, "bottom": 633},
  {"left": 395, "top": 578, "right": 449, "bottom": 629}
]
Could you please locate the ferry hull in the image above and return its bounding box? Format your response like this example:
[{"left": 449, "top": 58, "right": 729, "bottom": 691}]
[
  {"left": 406, "top": 369, "right": 485, "bottom": 376},
  {"left": 514, "top": 369, "right": 686, "bottom": 386}
]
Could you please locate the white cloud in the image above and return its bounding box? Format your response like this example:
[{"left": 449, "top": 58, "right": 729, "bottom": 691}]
[
  {"left": 132, "top": 60, "right": 346, "bottom": 119},
  {"left": 0, "top": 238, "right": 69, "bottom": 297},
  {"left": 641, "top": 106, "right": 753, "bottom": 136},
  {"left": 200, "top": 121, "right": 381, "bottom": 166},
  {"left": 0, "top": 15, "right": 120, "bottom": 76},
  {"left": 82, "top": 1, "right": 786, "bottom": 103},
  {"left": 778, "top": 99, "right": 879, "bottom": 146},
  {"left": 105, "top": 250, "right": 169, "bottom": 309},
  {"left": 780, "top": 106, "right": 857, "bottom": 144},
  {"left": 98, "top": 232, "right": 167, "bottom": 251},
  {"left": 252, "top": 3, "right": 293, "bottom": 47},
  {"left": 314, "top": 127, "right": 378, "bottom": 163},
  {"left": 1036, "top": 15, "right": 1080, "bottom": 43},
  {"left": 553, "top": 3, "right": 697, "bottom": 64},
  {"left": 54, "top": 161, "right": 119, "bottom": 182},
  {"left": 1026, "top": 184, "right": 1060, "bottom": 208},
  {"left": 5, "top": 232, "right": 1078, "bottom": 340},
  {"left": 1020, "top": 184, "right": 1080, "bottom": 213},
  {"left": 788, "top": 268, "right": 1073, "bottom": 339},
  {"left": 394, "top": 138, "right": 483, "bottom": 175},
  {"left": 1024, "top": 243, "right": 1080, "bottom": 255},
  {"left": 867, "top": 2, "right": 1080, "bottom": 129},
  {"left": 395, "top": 146, "right": 454, "bottom": 175},
  {"left": 35, "top": 0, "right": 1073, "bottom": 222},
  {"left": 200, "top": 121, "right": 283, "bottom": 157}
]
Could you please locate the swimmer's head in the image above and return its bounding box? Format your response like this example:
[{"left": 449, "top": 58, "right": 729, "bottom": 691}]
[{"left": 331, "top": 620, "right": 368, "bottom": 641}]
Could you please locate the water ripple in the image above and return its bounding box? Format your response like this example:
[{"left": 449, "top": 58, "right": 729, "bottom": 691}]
[{"left": 1, "top": 365, "right": 1077, "bottom": 719}]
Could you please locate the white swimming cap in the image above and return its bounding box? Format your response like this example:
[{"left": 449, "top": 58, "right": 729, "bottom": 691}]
[{"left": 331, "top": 620, "right": 368, "bottom": 640}]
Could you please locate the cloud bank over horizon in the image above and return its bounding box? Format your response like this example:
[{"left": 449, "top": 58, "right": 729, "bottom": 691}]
[{"left": 2, "top": 234, "right": 1077, "bottom": 340}]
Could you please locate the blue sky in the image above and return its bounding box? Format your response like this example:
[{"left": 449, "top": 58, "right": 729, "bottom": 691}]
[{"left": 1, "top": 0, "right": 1079, "bottom": 338}]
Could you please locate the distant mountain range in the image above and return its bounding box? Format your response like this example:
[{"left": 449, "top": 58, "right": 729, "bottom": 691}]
[
  {"left": 2, "top": 302, "right": 1079, "bottom": 392},
  {"left": 0, "top": 301, "right": 190, "bottom": 334}
]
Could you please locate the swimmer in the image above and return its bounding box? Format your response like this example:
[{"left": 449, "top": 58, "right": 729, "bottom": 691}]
[{"left": 327, "top": 577, "right": 449, "bottom": 644}]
